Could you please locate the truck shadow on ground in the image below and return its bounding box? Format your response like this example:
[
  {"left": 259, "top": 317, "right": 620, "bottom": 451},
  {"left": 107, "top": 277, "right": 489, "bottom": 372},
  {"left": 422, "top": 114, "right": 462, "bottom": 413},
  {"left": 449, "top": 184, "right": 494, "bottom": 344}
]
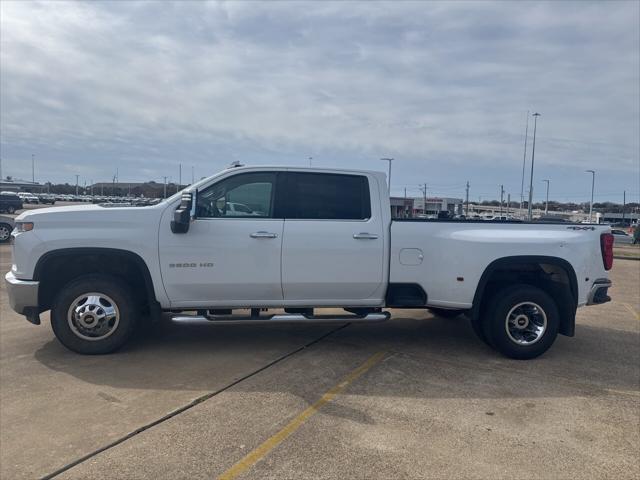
[{"left": 33, "top": 312, "right": 640, "bottom": 401}]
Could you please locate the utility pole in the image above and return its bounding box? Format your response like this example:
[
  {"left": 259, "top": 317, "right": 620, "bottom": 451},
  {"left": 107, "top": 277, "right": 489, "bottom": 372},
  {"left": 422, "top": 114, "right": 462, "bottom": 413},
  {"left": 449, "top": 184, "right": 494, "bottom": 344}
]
[
  {"left": 520, "top": 110, "right": 529, "bottom": 213},
  {"left": 75, "top": 175, "right": 79, "bottom": 196},
  {"left": 542, "top": 179, "right": 550, "bottom": 214},
  {"left": 90, "top": 180, "right": 93, "bottom": 197},
  {"left": 403, "top": 187, "right": 407, "bottom": 218},
  {"left": 622, "top": 190, "right": 626, "bottom": 225},
  {"left": 0, "top": 157, "right": 3, "bottom": 181},
  {"left": 163, "top": 176, "right": 168, "bottom": 199},
  {"left": 31, "top": 154, "right": 35, "bottom": 183},
  {"left": 527, "top": 112, "right": 541, "bottom": 220},
  {"left": 380, "top": 158, "right": 393, "bottom": 191},
  {"left": 499, "top": 185, "right": 505, "bottom": 216},
  {"left": 586, "top": 169, "right": 595, "bottom": 222},
  {"left": 420, "top": 184, "right": 427, "bottom": 216},
  {"left": 507, "top": 193, "right": 511, "bottom": 217},
  {"left": 191, "top": 166, "right": 195, "bottom": 184},
  {"left": 465, "top": 181, "right": 470, "bottom": 216}
]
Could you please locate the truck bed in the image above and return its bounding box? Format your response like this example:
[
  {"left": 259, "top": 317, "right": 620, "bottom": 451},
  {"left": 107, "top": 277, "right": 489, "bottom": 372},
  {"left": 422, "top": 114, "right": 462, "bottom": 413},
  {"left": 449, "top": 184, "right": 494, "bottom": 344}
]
[{"left": 390, "top": 220, "right": 609, "bottom": 309}]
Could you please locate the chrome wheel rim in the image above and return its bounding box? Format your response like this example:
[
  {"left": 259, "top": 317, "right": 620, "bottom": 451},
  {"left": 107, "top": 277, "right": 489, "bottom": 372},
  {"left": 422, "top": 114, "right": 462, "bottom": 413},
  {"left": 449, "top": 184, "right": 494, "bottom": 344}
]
[
  {"left": 505, "top": 301, "right": 547, "bottom": 346},
  {"left": 67, "top": 292, "right": 120, "bottom": 341},
  {"left": 0, "top": 226, "right": 10, "bottom": 241}
]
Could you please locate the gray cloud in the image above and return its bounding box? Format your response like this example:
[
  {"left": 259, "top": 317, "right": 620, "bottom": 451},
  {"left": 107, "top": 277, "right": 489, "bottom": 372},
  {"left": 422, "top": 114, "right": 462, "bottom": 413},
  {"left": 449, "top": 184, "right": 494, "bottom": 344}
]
[{"left": 1, "top": 0, "right": 638, "bottom": 201}]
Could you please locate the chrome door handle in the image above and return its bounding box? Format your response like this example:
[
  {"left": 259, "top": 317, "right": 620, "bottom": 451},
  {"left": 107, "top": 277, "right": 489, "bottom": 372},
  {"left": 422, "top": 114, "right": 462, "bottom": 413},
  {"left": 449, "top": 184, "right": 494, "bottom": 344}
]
[
  {"left": 250, "top": 231, "right": 278, "bottom": 239},
  {"left": 353, "top": 232, "right": 379, "bottom": 240}
]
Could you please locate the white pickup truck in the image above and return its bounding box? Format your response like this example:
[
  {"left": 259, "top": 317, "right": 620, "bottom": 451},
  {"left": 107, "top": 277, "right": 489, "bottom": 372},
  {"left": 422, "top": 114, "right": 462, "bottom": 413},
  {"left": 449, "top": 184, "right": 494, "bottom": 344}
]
[{"left": 5, "top": 165, "right": 614, "bottom": 359}]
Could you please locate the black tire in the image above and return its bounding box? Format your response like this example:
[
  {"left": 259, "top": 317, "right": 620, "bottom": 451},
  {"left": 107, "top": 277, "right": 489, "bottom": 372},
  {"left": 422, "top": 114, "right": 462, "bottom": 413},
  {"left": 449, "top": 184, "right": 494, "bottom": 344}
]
[
  {"left": 0, "top": 223, "right": 12, "bottom": 243},
  {"left": 481, "top": 284, "right": 559, "bottom": 360},
  {"left": 50, "top": 274, "right": 138, "bottom": 354},
  {"left": 428, "top": 307, "right": 464, "bottom": 319}
]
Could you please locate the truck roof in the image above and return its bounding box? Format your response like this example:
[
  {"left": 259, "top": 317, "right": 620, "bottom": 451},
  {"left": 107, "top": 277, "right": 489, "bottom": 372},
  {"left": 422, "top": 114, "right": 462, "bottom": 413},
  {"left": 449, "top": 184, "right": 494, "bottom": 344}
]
[{"left": 224, "top": 164, "right": 385, "bottom": 176}]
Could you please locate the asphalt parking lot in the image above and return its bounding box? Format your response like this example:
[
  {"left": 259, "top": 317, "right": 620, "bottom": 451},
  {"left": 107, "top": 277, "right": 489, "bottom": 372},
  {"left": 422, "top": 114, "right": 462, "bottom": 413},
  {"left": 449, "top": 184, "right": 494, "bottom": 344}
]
[{"left": 0, "top": 243, "right": 638, "bottom": 480}]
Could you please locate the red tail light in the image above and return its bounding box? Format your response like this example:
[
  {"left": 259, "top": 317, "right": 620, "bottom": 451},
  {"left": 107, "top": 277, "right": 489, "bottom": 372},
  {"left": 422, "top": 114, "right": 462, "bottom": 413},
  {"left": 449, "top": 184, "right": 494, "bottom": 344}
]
[{"left": 600, "top": 233, "right": 614, "bottom": 271}]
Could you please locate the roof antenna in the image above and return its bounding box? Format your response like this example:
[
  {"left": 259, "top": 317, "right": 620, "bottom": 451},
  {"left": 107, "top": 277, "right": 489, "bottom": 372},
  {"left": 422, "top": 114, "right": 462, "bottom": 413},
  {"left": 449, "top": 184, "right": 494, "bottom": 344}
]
[{"left": 228, "top": 161, "right": 244, "bottom": 169}]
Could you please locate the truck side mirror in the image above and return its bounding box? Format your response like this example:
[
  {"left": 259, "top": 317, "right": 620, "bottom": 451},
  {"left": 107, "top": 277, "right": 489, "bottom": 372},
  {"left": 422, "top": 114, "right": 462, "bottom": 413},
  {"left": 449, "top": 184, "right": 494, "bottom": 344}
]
[{"left": 171, "top": 192, "right": 194, "bottom": 234}]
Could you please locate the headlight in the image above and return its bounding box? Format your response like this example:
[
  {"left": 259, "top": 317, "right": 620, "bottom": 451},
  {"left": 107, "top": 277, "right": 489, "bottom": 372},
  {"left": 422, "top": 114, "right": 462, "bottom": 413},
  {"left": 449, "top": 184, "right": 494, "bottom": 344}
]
[{"left": 13, "top": 221, "right": 34, "bottom": 233}]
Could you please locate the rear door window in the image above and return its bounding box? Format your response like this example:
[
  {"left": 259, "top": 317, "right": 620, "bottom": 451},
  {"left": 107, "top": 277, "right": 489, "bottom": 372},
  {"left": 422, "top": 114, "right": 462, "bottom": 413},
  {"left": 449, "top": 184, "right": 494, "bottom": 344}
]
[{"left": 283, "top": 172, "right": 371, "bottom": 220}]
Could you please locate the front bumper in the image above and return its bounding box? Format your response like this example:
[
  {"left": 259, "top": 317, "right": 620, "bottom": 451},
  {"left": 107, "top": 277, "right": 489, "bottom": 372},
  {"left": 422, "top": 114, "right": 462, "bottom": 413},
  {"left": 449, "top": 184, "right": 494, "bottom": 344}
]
[
  {"left": 586, "top": 279, "right": 612, "bottom": 305},
  {"left": 4, "top": 271, "right": 40, "bottom": 324}
]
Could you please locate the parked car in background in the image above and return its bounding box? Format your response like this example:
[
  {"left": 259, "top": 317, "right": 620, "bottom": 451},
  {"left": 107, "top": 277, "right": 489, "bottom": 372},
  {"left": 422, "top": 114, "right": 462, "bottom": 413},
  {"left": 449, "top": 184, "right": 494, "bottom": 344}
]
[
  {"left": 0, "top": 215, "right": 14, "bottom": 243},
  {"left": 611, "top": 229, "right": 633, "bottom": 245},
  {"left": 0, "top": 193, "right": 23, "bottom": 214},
  {"left": 225, "top": 202, "right": 262, "bottom": 216},
  {"left": 37, "top": 194, "right": 56, "bottom": 205},
  {"left": 17, "top": 192, "right": 39, "bottom": 204},
  {"left": 535, "top": 216, "right": 569, "bottom": 223}
]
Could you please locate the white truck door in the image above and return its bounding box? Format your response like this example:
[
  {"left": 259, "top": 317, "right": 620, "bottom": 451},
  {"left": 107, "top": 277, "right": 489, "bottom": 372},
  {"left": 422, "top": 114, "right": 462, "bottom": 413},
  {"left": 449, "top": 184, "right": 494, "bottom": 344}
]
[
  {"left": 281, "top": 172, "right": 385, "bottom": 305},
  {"left": 158, "top": 171, "right": 284, "bottom": 308}
]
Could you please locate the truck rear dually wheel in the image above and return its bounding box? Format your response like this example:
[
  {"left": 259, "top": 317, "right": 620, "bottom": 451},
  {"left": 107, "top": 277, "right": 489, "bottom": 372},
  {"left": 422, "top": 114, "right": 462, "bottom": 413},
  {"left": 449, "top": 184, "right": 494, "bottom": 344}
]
[
  {"left": 50, "top": 274, "right": 138, "bottom": 354},
  {"left": 482, "top": 284, "right": 559, "bottom": 360}
]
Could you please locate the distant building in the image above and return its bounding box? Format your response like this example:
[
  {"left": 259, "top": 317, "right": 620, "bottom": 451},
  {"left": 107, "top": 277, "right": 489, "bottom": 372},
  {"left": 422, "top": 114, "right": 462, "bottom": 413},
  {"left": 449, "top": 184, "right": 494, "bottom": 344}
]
[
  {"left": 0, "top": 177, "right": 43, "bottom": 192},
  {"left": 413, "top": 197, "right": 463, "bottom": 217},
  {"left": 390, "top": 197, "right": 415, "bottom": 218},
  {"left": 600, "top": 212, "right": 640, "bottom": 226}
]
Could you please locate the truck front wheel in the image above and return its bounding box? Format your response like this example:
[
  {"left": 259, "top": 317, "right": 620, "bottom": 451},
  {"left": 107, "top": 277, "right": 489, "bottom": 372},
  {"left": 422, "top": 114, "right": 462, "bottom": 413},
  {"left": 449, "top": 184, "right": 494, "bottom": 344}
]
[
  {"left": 50, "top": 274, "right": 138, "bottom": 354},
  {"left": 482, "top": 284, "right": 559, "bottom": 360}
]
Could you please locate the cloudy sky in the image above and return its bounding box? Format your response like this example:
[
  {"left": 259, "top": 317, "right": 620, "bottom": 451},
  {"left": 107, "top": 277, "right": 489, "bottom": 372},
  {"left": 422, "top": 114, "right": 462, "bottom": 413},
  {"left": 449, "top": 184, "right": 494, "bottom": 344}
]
[{"left": 1, "top": 0, "right": 638, "bottom": 203}]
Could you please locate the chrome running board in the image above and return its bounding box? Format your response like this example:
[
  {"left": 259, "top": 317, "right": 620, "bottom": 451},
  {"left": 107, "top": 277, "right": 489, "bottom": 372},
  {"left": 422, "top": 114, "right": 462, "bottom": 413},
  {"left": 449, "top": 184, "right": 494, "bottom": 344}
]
[{"left": 171, "top": 311, "right": 390, "bottom": 326}]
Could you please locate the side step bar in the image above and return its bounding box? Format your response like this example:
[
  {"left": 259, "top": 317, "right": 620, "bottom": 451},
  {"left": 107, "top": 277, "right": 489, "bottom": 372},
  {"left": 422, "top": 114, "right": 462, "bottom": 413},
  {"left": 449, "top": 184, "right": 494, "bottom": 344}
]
[{"left": 171, "top": 311, "right": 391, "bottom": 326}]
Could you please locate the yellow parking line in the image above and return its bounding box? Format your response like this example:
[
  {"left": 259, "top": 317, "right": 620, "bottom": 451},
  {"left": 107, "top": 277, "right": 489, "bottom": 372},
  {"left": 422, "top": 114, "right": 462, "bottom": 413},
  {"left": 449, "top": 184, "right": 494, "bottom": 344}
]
[
  {"left": 621, "top": 303, "right": 640, "bottom": 320},
  {"left": 217, "top": 351, "right": 387, "bottom": 480}
]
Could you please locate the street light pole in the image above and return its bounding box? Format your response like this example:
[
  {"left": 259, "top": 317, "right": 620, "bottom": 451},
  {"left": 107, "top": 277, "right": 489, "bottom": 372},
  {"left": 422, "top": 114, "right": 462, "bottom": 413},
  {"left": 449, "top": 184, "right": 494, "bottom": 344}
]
[
  {"left": 32, "top": 154, "right": 35, "bottom": 183},
  {"left": 586, "top": 169, "right": 595, "bottom": 222},
  {"left": 542, "top": 179, "right": 550, "bottom": 214},
  {"left": 527, "top": 112, "right": 541, "bottom": 220},
  {"left": 75, "top": 175, "right": 79, "bottom": 196},
  {"left": 520, "top": 110, "right": 530, "bottom": 213},
  {"left": 420, "top": 184, "right": 427, "bottom": 216},
  {"left": 465, "top": 181, "right": 470, "bottom": 216},
  {"left": 163, "top": 176, "right": 168, "bottom": 199}
]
